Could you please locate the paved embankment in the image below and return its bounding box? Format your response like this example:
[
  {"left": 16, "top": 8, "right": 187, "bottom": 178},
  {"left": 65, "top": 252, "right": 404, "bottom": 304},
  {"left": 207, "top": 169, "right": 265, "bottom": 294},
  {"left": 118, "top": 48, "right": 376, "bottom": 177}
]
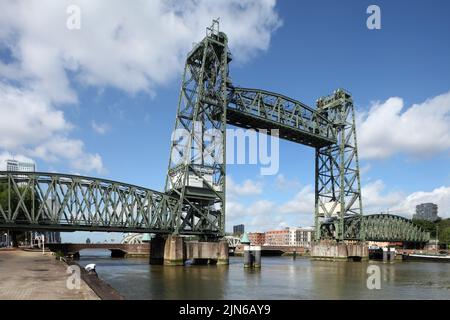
[{"left": 0, "top": 249, "right": 99, "bottom": 300}]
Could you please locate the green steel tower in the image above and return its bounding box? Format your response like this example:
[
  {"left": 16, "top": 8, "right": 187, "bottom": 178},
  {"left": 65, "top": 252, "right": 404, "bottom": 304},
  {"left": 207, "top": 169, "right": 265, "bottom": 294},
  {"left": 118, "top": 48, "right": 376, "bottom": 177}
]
[
  {"left": 165, "top": 20, "right": 229, "bottom": 238},
  {"left": 315, "top": 89, "right": 363, "bottom": 241}
]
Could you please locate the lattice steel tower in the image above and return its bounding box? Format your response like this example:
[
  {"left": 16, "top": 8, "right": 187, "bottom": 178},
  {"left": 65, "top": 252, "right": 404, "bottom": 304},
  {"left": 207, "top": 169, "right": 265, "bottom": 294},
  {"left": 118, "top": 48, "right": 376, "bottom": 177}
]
[
  {"left": 315, "top": 89, "right": 363, "bottom": 241},
  {"left": 165, "top": 20, "right": 228, "bottom": 237}
]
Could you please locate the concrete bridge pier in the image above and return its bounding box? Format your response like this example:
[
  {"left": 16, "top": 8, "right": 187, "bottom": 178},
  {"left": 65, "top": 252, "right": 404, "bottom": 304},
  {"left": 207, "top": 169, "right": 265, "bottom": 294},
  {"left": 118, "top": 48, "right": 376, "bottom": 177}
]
[
  {"left": 149, "top": 235, "right": 166, "bottom": 265},
  {"left": 311, "top": 241, "right": 368, "bottom": 261},
  {"left": 163, "top": 235, "right": 186, "bottom": 266},
  {"left": 217, "top": 239, "right": 229, "bottom": 265},
  {"left": 157, "top": 236, "right": 229, "bottom": 266}
]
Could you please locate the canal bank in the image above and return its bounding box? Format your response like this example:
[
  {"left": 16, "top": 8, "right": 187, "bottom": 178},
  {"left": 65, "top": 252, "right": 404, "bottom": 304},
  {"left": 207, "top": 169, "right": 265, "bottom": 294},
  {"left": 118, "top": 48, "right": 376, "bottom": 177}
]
[{"left": 0, "top": 249, "right": 100, "bottom": 300}]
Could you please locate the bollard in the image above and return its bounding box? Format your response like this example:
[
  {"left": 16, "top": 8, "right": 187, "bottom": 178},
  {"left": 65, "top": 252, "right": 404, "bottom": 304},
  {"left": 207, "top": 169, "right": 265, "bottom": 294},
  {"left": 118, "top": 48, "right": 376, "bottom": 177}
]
[
  {"left": 244, "top": 245, "right": 252, "bottom": 268},
  {"left": 382, "top": 247, "right": 388, "bottom": 262},
  {"left": 253, "top": 246, "right": 261, "bottom": 268},
  {"left": 389, "top": 247, "right": 396, "bottom": 262},
  {"left": 244, "top": 245, "right": 262, "bottom": 268}
]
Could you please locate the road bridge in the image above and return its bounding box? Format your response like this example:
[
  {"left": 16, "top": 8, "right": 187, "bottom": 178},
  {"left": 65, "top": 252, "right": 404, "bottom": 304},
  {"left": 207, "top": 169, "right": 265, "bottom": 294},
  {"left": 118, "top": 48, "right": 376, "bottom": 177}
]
[{"left": 47, "top": 243, "right": 150, "bottom": 258}]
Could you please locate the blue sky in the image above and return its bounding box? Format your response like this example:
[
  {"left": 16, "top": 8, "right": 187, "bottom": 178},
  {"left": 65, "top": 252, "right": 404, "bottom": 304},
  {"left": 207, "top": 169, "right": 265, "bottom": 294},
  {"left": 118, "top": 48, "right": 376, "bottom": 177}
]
[{"left": 1, "top": 0, "right": 450, "bottom": 242}]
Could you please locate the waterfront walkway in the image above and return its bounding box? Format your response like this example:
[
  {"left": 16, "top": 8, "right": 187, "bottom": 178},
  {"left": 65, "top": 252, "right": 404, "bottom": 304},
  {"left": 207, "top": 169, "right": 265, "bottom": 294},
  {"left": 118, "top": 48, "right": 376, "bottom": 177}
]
[{"left": 0, "top": 249, "right": 99, "bottom": 300}]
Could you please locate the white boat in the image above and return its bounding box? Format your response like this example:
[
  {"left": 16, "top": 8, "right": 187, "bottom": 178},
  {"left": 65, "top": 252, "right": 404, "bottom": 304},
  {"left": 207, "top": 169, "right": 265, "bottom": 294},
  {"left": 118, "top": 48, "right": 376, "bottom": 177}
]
[{"left": 402, "top": 253, "right": 450, "bottom": 262}]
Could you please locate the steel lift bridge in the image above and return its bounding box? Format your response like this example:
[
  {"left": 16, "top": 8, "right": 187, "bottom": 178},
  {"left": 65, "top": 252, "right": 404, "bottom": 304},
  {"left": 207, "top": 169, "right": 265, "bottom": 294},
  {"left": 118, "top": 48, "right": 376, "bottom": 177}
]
[{"left": 0, "top": 21, "right": 428, "bottom": 243}]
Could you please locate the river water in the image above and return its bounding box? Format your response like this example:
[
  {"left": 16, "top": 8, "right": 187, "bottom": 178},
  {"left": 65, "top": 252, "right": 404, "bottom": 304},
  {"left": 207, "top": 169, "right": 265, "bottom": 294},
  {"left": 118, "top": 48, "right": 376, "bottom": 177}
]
[{"left": 78, "top": 250, "right": 450, "bottom": 299}]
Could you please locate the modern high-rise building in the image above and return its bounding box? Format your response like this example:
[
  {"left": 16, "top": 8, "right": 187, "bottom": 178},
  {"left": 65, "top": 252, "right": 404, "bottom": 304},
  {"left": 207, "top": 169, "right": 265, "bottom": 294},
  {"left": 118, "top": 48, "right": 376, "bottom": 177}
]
[
  {"left": 5, "top": 159, "right": 36, "bottom": 187},
  {"left": 413, "top": 203, "right": 439, "bottom": 222},
  {"left": 233, "top": 224, "right": 245, "bottom": 236},
  {"left": 0, "top": 232, "right": 10, "bottom": 247},
  {"left": 32, "top": 231, "right": 61, "bottom": 244},
  {"left": 6, "top": 159, "right": 36, "bottom": 172}
]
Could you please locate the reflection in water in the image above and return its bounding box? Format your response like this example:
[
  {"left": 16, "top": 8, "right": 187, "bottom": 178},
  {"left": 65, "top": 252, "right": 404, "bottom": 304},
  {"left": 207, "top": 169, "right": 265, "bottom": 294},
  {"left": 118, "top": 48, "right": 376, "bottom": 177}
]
[{"left": 78, "top": 250, "right": 450, "bottom": 300}]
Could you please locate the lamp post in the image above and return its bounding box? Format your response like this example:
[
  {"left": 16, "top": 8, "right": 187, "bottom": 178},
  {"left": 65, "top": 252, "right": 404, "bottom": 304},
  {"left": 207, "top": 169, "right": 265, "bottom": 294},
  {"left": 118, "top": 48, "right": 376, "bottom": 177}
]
[{"left": 436, "top": 225, "right": 439, "bottom": 254}]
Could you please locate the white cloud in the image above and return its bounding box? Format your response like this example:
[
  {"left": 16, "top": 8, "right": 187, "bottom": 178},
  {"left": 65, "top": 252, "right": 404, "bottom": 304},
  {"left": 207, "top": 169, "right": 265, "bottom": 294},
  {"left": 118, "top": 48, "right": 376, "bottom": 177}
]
[
  {"left": 360, "top": 180, "right": 450, "bottom": 219},
  {"left": 361, "top": 180, "right": 404, "bottom": 212},
  {"left": 227, "top": 176, "right": 263, "bottom": 197},
  {"left": 0, "top": 0, "right": 281, "bottom": 103},
  {"left": 393, "top": 186, "right": 450, "bottom": 219},
  {"left": 360, "top": 163, "right": 372, "bottom": 176},
  {"left": 0, "top": 83, "right": 104, "bottom": 174},
  {"left": 226, "top": 176, "right": 450, "bottom": 233},
  {"left": 358, "top": 90, "right": 450, "bottom": 160},
  {"left": 91, "top": 121, "right": 110, "bottom": 135},
  {"left": 275, "top": 174, "right": 301, "bottom": 190},
  {"left": 226, "top": 198, "right": 280, "bottom": 231},
  {"left": 249, "top": 214, "right": 288, "bottom": 232},
  {"left": 0, "top": 84, "right": 71, "bottom": 149},
  {"left": 278, "top": 185, "right": 315, "bottom": 214},
  {"left": 226, "top": 184, "right": 315, "bottom": 232},
  {"left": 226, "top": 199, "right": 274, "bottom": 218},
  {"left": 0, "top": 1, "right": 281, "bottom": 175},
  {"left": 30, "top": 137, "right": 103, "bottom": 174}
]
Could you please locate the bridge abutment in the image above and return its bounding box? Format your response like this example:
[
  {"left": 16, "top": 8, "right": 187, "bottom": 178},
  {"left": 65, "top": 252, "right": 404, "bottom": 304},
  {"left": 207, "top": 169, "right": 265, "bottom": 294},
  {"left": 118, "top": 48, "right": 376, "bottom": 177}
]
[{"left": 311, "top": 241, "right": 368, "bottom": 261}]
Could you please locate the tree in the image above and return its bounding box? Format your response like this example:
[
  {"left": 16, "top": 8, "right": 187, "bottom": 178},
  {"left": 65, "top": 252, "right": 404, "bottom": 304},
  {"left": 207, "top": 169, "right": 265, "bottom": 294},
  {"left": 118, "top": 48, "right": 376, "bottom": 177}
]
[
  {"left": 412, "top": 218, "right": 450, "bottom": 244},
  {"left": 0, "top": 181, "right": 38, "bottom": 246},
  {"left": 412, "top": 219, "right": 437, "bottom": 238},
  {"left": 439, "top": 227, "right": 450, "bottom": 245}
]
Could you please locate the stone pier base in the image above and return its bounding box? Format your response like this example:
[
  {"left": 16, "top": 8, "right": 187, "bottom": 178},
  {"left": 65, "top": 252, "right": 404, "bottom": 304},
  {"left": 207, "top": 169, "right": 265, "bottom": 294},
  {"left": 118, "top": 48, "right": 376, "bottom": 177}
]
[
  {"left": 164, "top": 235, "right": 186, "bottom": 266},
  {"left": 148, "top": 235, "right": 230, "bottom": 266},
  {"left": 185, "top": 239, "right": 229, "bottom": 265},
  {"left": 311, "top": 241, "right": 368, "bottom": 261},
  {"left": 217, "top": 239, "right": 229, "bottom": 265}
]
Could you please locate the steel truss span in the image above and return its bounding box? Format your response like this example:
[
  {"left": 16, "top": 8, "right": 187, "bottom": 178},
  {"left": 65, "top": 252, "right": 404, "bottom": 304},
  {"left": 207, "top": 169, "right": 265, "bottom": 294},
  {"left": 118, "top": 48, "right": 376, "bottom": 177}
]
[
  {"left": 320, "top": 214, "right": 430, "bottom": 243},
  {"left": 360, "top": 214, "right": 430, "bottom": 242},
  {"left": 227, "top": 87, "right": 337, "bottom": 147},
  {"left": 0, "top": 171, "right": 218, "bottom": 235}
]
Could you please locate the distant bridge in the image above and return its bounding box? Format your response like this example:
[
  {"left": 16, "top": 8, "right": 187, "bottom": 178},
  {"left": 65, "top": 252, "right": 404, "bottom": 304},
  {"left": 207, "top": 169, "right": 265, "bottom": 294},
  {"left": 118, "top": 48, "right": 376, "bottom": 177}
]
[{"left": 47, "top": 243, "right": 150, "bottom": 258}]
